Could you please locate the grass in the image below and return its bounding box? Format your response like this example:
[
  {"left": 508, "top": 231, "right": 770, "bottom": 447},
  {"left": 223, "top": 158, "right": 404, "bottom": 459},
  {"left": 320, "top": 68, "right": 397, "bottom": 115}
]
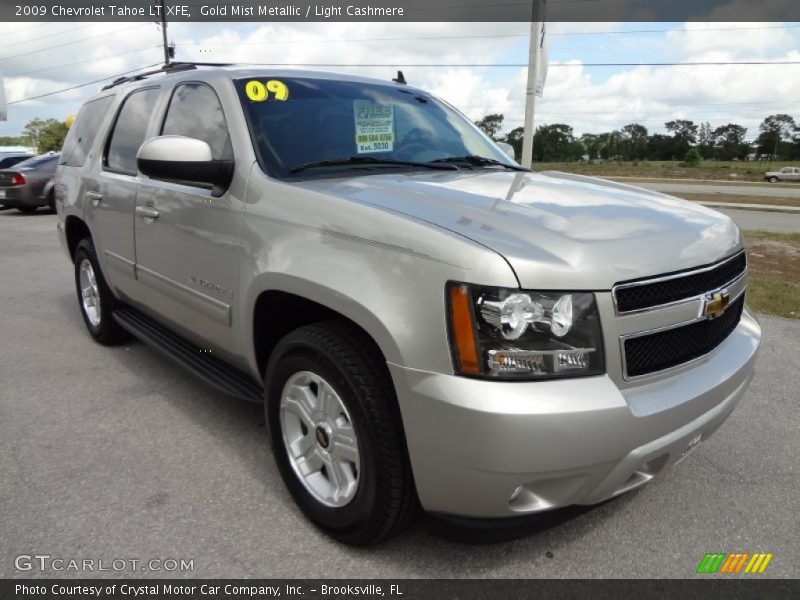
[
  {"left": 535, "top": 160, "right": 800, "bottom": 183},
  {"left": 742, "top": 230, "right": 800, "bottom": 247},
  {"left": 741, "top": 230, "right": 800, "bottom": 319},
  {"left": 744, "top": 277, "right": 800, "bottom": 319}
]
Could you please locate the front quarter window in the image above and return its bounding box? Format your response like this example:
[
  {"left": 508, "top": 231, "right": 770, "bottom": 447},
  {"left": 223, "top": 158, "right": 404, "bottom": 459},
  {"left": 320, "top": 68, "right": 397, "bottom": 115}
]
[{"left": 235, "top": 76, "right": 515, "bottom": 177}]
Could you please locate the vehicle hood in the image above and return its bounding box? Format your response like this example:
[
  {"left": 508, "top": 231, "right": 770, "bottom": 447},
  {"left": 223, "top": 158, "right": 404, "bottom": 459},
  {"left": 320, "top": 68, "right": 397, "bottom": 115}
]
[{"left": 295, "top": 170, "right": 742, "bottom": 289}]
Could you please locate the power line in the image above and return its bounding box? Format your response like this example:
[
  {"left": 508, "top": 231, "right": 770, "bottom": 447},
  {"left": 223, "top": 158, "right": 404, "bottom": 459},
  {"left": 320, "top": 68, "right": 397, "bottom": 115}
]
[
  {"left": 551, "top": 61, "right": 800, "bottom": 67},
  {"left": 8, "top": 63, "right": 161, "bottom": 105},
  {"left": 177, "top": 33, "right": 529, "bottom": 45},
  {"left": 0, "top": 21, "right": 54, "bottom": 38},
  {"left": 170, "top": 60, "right": 800, "bottom": 67},
  {"left": 7, "top": 46, "right": 162, "bottom": 78},
  {"left": 7, "top": 57, "right": 800, "bottom": 107},
  {"left": 549, "top": 24, "right": 800, "bottom": 36},
  {"left": 0, "top": 23, "right": 98, "bottom": 51},
  {"left": 174, "top": 24, "right": 800, "bottom": 47},
  {"left": 462, "top": 100, "right": 800, "bottom": 108},
  {"left": 0, "top": 24, "right": 153, "bottom": 62}
]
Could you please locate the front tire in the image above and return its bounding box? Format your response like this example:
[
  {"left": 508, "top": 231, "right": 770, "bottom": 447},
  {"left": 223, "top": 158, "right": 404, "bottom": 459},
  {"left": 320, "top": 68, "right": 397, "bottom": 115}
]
[
  {"left": 73, "top": 239, "right": 129, "bottom": 345},
  {"left": 265, "top": 321, "right": 419, "bottom": 545},
  {"left": 768, "top": 176, "right": 779, "bottom": 183}
]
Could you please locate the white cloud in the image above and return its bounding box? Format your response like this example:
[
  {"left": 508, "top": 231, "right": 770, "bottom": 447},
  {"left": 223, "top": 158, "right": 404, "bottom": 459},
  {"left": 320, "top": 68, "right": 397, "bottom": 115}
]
[{"left": 1, "top": 21, "right": 798, "bottom": 141}]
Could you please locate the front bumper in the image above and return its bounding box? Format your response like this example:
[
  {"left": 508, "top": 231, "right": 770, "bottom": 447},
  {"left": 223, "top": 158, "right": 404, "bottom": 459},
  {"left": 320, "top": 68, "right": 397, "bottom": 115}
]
[{"left": 389, "top": 309, "right": 760, "bottom": 518}]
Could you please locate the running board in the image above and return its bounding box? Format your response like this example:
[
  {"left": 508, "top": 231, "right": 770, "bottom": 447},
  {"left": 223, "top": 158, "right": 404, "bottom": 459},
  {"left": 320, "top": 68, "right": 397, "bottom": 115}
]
[{"left": 113, "top": 305, "right": 263, "bottom": 404}]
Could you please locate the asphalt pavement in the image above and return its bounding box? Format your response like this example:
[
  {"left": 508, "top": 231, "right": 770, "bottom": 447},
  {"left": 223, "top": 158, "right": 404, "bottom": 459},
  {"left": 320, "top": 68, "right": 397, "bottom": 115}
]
[
  {"left": 1, "top": 210, "right": 798, "bottom": 579},
  {"left": 713, "top": 207, "right": 800, "bottom": 233},
  {"left": 633, "top": 181, "right": 800, "bottom": 199}
]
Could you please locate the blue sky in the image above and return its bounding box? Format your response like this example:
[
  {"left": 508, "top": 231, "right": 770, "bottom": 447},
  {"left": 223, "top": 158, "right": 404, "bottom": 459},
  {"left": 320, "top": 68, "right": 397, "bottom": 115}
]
[{"left": 2, "top": 21, "right": 799, "bottom": 141}]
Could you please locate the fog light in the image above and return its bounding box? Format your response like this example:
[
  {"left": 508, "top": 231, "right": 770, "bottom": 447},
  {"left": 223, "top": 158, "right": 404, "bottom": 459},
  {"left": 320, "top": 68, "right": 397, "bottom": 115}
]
[
  {"left": 487, "top": 349, "right": 547, "bottom": 374},
  {"left": 556, "top": 349, "right": 589, "bottom": 371},
  {"left": 487, "top": 348, "right": 594, "bottom": 376}
]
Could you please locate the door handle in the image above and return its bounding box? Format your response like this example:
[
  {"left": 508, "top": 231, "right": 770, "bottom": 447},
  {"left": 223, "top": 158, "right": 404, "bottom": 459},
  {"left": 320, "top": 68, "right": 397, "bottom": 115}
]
[
  {"left": 86, "top": 191, "right": 103, "bottom": 207},
  {"left": 135, "top": 206, "right": 160, "bottom": 220}
]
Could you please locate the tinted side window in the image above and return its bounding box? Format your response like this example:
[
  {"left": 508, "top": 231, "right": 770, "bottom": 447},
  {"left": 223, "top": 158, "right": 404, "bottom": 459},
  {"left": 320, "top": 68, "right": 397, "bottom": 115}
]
[
  {"left": 105, "top": 88, "right": 160, "bottom": 174},
  {"left": 60, "top": 96, "right": 113, "bottom": 167},
  {"left": 161, "top": 83, "right": 232, "bottom": 160}
]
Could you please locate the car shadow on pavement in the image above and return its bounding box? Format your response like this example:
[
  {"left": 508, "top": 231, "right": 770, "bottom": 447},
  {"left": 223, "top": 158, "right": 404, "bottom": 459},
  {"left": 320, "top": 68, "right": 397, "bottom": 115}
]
[
  {"left": 0, "top": 207, "right": 51, "bottom": 215},
  {"left": 421, "top": 499, "right": 619, "bottom": 545}
]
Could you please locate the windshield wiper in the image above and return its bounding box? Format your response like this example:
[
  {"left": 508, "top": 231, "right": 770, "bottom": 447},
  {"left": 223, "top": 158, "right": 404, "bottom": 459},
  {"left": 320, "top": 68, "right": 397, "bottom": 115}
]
[
  {"left": 290, "top": 156, "right": 458, "bottom": 173},
  {"left": 429, "top": 155, "right": 529, "bottom": 171}
]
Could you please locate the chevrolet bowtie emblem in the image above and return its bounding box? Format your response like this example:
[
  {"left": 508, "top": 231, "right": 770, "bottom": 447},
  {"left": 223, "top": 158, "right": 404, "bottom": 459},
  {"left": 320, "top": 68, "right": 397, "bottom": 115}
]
[{"left": 703, "top": 291, "right": 730, "bottom": 319}]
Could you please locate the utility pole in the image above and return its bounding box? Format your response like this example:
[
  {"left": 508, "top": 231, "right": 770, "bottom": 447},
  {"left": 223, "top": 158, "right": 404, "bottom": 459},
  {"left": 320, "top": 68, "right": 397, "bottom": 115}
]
[
  {"left": 160, "top": 0, "right": 170, "bottom": 66},
  {"left": 521, "top": 1, "right": 545, "bottom": 169}
]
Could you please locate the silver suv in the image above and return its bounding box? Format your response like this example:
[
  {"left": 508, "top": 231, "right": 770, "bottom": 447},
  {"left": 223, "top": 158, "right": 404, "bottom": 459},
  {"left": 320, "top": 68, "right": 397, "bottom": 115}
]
[{"left": 55, "top": 63, "right": 760, "bottom": 544}]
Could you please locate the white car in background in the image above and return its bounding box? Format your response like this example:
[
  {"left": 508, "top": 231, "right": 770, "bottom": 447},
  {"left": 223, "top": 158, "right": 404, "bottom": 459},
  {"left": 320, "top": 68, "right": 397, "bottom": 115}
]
[{"left": 764, "top": 166, "right": 800, "bottom": 182}]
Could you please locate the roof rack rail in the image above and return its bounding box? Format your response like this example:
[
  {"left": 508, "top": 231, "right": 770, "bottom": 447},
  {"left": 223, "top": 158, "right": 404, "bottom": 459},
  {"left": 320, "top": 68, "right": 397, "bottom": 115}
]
[{"left": 101, "top": 61, "right": 235, "bottom": 91}]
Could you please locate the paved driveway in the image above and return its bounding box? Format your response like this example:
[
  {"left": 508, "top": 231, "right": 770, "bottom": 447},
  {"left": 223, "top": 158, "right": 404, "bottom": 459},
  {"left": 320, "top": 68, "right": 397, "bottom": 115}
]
[{"left": 1, "top": 211, "right": 797, "bottom": 579}]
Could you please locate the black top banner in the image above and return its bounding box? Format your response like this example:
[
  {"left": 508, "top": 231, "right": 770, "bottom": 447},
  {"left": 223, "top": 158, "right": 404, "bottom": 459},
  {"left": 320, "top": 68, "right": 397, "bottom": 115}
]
[{"left": 1, "top": 0, "right": 796, "bottom": 22}]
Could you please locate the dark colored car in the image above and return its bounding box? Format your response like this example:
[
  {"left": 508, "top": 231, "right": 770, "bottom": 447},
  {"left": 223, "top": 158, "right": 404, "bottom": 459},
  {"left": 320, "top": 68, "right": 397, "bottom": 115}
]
[
  {"left": 0, "top": 153, "right": 60, "bottom": 213},
  {"left": 0, "top": 154, "right": 34, "bottom": 169}
]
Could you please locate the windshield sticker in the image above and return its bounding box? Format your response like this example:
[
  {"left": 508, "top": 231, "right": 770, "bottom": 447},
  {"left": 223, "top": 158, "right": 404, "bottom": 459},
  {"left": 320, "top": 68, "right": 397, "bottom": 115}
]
[
  {"left": 353, "top": 100, "right": 394, "bottom": 153},
  {"left": 245, "top": 80, "right": 289, "bottom": 102}
]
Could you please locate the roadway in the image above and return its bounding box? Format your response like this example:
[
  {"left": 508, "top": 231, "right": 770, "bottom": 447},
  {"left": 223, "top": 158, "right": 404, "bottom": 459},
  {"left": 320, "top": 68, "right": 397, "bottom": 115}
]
[{"left": 631, "top": 181, "right": 800, "bottom": 199}]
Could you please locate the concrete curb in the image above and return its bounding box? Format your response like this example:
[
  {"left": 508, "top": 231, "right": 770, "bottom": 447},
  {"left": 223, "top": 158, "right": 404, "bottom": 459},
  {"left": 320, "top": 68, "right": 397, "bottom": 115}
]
[{"left": 698, "top": 201, "right": 800, "bottom": 214}]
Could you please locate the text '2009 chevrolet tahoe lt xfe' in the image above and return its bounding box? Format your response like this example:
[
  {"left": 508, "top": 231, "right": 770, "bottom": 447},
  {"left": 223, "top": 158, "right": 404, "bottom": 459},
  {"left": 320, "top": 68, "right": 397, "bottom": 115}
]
[{"left": 55, "top": 63, "right": 761, "bottom": 545}]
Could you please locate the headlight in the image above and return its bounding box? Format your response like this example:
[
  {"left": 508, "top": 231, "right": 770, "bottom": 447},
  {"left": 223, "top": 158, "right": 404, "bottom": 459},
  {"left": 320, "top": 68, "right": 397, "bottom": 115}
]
[{"left": 447, "top": 283, "right": 605, "bottom": 380}]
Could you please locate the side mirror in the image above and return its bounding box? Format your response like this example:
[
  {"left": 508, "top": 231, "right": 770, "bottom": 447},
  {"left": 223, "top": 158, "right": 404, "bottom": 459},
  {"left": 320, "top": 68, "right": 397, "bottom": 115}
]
[
  {"left": 137, "top": 135, "right": 233, "bottom": 196},
  {"left": 496, "top": 141, "right": 516, "bottom": 161}
]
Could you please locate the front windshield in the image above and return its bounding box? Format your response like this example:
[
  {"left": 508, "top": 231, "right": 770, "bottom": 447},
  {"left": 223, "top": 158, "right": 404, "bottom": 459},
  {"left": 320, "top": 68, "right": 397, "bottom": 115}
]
[{"left": 236, "top": 76, "right": 515, "bottom": 177}]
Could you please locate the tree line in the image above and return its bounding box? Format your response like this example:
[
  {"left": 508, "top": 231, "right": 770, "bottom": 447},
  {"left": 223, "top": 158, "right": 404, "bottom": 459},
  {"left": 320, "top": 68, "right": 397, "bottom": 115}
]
[
  {"left": 474, "top": 113, "right": 800, "bottom": 163},
  {"left": 1, "top": 118, "right": 69, "bottom": 153}
]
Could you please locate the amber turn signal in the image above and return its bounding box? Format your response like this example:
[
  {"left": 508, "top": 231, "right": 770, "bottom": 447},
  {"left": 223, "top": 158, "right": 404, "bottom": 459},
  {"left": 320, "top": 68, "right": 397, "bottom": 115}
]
[{"left": 448, "top": 284, "right": 480, "bottom": 375}]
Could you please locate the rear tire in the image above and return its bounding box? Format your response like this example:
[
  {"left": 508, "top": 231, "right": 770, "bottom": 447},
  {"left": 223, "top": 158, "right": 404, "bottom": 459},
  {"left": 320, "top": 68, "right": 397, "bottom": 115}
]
[
  {"left": 265, "top": 321, "right": 419, "bottom": 545},
  {"left": 17, "top": 206, "right": 37, "bottom": 214},
  {"left": 73, "top": 238, "right": 130, "bottom": 345},
  {"left": 48, "top": 190, "right": 56, "bottom": 213}
]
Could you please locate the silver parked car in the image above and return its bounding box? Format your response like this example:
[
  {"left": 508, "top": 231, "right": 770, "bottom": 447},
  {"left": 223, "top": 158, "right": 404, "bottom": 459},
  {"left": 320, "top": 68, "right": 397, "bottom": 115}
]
[
  {"left": 764, "top": 166, "right": 800, "bottom": 182},
  {"left": 55, "top": 64, "right": 760, "bottom": 544},
  {"left": 0, "top": 153, "right": 60, "bottom": 212}
]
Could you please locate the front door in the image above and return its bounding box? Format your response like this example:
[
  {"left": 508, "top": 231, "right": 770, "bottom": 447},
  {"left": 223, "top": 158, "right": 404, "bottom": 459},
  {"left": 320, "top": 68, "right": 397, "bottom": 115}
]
[{"left": 133, "top": 81, "right": 243, "bottom": 356}]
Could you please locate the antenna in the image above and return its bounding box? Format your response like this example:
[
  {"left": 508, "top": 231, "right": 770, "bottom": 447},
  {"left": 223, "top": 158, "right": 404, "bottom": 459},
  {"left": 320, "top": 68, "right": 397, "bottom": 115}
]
[{"left": 392, "top": 70, "right": 407, "bottom": 85}]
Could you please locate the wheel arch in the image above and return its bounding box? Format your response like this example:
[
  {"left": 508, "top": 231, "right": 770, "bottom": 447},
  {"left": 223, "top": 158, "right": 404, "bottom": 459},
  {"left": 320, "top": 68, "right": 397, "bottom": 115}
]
[
  {"left": 246, "top": 274, "right": 403, "bottom": 380},
  {"left": 64, "top": 215, "right": 93, "bottom": 262}
]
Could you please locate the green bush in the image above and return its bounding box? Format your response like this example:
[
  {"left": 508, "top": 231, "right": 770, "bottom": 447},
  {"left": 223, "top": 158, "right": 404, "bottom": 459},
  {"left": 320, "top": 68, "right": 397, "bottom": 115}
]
[{"left": 684, "top": 148, "right": 701, "bottom": 167}]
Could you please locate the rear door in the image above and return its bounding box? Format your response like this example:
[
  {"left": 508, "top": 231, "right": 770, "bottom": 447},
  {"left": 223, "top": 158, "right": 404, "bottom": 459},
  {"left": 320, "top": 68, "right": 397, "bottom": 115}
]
[
  {"left": 132, "top": 81, "right": 244, "bottom": 356},
  {"left": 87, "top": 86, "right": 161, "bottom": 298}
]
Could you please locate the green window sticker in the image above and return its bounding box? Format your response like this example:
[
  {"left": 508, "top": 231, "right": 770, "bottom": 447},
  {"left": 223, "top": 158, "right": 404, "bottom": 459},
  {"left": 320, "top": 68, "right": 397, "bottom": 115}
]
[{"left": 354, "top": 100, "right": 394, "bottom": 153}]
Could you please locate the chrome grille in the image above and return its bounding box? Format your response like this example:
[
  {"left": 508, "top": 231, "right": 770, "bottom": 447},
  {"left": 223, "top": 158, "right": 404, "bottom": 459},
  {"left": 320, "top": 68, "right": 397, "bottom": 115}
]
[
  {"left": 614, "top": 251, "right": 747, "bottom": 314},
  {"left": 623, "top": 295, "right": 745, "bottom": 377}
]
